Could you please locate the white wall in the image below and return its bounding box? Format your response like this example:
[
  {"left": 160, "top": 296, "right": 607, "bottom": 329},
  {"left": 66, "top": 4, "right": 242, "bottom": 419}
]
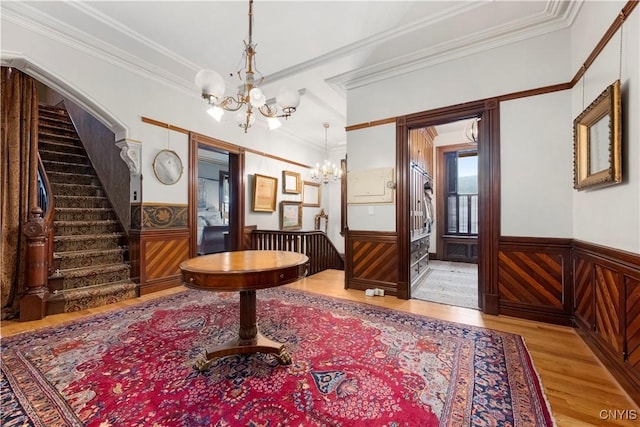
[
  {"left": 346, "top": 123, "right": 396, "bottom": 231},
  {"left": 570, "top": 2, "right": 639, "bottom": 253},
  {"left": 140, "top": 124, "right": 189, "bottom": 204},
  {"left": 500, "top": 91, "right": 573, "bottom": 238}
]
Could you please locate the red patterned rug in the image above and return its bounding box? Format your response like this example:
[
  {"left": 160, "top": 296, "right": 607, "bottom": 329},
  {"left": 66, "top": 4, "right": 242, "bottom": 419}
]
[{"left": 1, "top": 288, "right": 556, "bottom": 426}]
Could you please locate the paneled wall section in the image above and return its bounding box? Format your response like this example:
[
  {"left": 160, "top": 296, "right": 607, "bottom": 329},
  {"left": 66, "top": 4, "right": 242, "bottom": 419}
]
[{"left": 573, "top": 240, "right": 640, "bottom": 404}]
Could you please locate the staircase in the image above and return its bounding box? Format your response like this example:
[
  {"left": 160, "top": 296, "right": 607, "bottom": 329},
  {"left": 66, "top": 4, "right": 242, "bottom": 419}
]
[{"left": 38, "top": 104, "right": 138, "bottom": 313}]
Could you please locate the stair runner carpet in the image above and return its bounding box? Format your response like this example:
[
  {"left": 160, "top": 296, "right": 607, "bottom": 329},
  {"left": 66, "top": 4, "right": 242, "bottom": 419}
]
[{"left": 38, "top": 104, "right": 138, "bottom": 313}]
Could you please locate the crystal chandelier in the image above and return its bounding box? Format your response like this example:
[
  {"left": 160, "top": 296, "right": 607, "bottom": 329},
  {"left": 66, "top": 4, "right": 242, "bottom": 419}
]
[
  {"left": 194, "top": 0, "right": 300, "bottom": 133},
  {"left": 311, "top": 123, "right": 342, "bottom": 184}
]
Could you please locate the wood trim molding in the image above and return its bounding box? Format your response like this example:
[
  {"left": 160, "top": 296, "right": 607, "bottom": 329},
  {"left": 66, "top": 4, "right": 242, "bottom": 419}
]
[
  {"left": 141, "top": 116, "right": 189, "bottom": 134},
  {"left": 345, "top": 117, "right": 396, "bottom": 132}
]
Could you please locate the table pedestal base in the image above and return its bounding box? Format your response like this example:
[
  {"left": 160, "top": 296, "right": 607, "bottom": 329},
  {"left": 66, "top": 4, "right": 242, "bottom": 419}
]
[
  {"left": 195, "top": 290, "right": 291, "bottom": 371},
  {"left": 196, "top": 332, "right": 291, "bottom": 371}
]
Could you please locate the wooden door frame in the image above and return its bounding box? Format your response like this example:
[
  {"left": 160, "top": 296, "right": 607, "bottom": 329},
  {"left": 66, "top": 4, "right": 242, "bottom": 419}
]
[
  {"left": 397, "top": 98, "right": 500, "bottom": 314},
  {"left": 188, "top": 133, "right": 245, "bottom": 257},
  {"left": 436, "top": 143, "right": 478, "bottom": 263}
]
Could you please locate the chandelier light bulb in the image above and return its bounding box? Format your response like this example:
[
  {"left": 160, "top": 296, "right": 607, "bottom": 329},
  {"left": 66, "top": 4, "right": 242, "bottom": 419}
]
[
  {"left": 195, "top": 69, "right": 226, "bottom": 99},
  {"left": 276, "top": 87, "right": 300, "bottom": 112},
  {"left": 249, "top": 87, "right": 266, "bottom": 107},
  {"left": 267, "top": 117, "right": 282, "bottom": 130},
  {"left": 207, "top": 105, "right": 224, "bottom": 122}
]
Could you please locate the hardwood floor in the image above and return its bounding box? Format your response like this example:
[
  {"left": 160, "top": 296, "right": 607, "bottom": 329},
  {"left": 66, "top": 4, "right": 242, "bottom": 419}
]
[{"left": 2, "top": 269, "right": 639, "bottom": 426}]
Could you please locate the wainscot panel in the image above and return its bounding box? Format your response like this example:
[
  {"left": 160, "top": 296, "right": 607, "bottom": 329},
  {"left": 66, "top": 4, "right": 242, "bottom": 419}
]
[
  {"left": 129, "top": 228, "right": 190, "bottom": 295},
  {"left": 573, "top": 240, "right": 640, "bottom": 405},
  {"left": 497, "top": 237, "right": 573, "bottom": 325},
  {"left": 345, "top": 230, "right": 401, "bottom": 297}
]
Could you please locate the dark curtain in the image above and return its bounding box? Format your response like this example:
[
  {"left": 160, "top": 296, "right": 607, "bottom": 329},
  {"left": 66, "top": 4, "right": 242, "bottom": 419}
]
[{"left": 1, "top": 67, "right": 39, "bottom": 320}]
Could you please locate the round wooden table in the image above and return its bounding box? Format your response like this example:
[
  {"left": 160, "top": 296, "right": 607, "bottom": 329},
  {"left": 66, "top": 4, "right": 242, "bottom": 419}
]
[{"left": 180, "top": 250, "right": 308, "bottom": 370}]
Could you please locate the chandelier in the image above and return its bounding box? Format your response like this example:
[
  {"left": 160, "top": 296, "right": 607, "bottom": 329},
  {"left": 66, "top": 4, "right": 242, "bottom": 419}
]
[
  {"left": 311, "top": 123, "right": 342, "bottom": 184},
  {"left": 194, "top": 0, "right": 300, "bottom": 133}
]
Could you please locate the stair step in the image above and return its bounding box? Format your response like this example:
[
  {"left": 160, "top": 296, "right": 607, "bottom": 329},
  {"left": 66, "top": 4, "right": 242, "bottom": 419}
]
[
  {"left": 54, "top": 248, "right": 125, "bottom": 270},
  {"left": 38, "top": 131, "right": 82, "bottom": 146},
  {"left": 51, "top": 263, "right": 131, "bottom": 290},
  {"left": 39, "top": 117, "right": 75, "bottom": 129},
  {"left": 40, "top": 149, "right": 90, "bottom": 166},
  {"left": 52, "top": 182, "right": 104, "bottom": 197},
  {"left": 54, "top": 233, "right": 124, "bottom": 252},
  {"left": 39, "top": 123, "right": 78, "bottom": 138},
  {"left": 41, "top": 159, "right": 94, "bottom": 175},
  {"left": 54, "top": 195, "right": 112, "bottom": 209},
  {"left": 54, "top": 219, "right": 121, "bottom": 236},
  {"left": 46, "top": 171, "right": 97, "bottom": 185},
  {"left": 54, "top": 207, "right": 116, "bottom": 221},
  {"left": 38, "top": 104, "right": 68, "bottom": 117},
  {"left": 39, "top": 140, "right": 86, "bottom": 156},
  {"left": 48, "top": 280, "right": 138, "bottom": 313}
]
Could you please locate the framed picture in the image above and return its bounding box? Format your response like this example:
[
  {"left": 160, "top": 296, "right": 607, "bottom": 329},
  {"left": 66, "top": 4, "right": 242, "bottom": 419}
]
[
  {"left": 302, "top": 181, "right": 321, "bottom": 207},
  {"left": 280, "top": 201, "right": 302, "bottom": 230},
  {"left": 573, "top": 79, "right": 622, "bottom": 190},
  {"left": 282, "top": 170, "right": 302, "bottom": 194},
  {"left": 252, "top": 174, "right": 278, "bottom": 212}
]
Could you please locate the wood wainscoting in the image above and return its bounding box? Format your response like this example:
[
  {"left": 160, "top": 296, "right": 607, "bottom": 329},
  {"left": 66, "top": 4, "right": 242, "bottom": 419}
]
[
  {"left": 497, "top": 237, "right": 573, "bottom": 325},
  {"left": 573, "top": 240, "right": 640, "bottom": 405},
  {"left": 345, "top": 230, "right": 402, "bottom": 297},
  {"left": 129, "top": 228, "right": 190, "bottom": 295}
]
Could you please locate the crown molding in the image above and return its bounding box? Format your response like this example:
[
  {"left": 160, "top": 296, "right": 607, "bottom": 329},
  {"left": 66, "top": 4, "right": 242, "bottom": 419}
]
[
  {"left": 328, "top": 0, "right": 582, "bottom": 91},
  {"left": 1, "top": 2, "right": 197, "bottom": 98}
]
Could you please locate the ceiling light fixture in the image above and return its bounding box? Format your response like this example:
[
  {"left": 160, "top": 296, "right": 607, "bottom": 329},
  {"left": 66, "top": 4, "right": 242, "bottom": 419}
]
[
  {"left": 311, "top": 123, "right": 342, "bottom": 184},
  {"left": 194, "top": 0, "right": 300, "bottom": 133}
]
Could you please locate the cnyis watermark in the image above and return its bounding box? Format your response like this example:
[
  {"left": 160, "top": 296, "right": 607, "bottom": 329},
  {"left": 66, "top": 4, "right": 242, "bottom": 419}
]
[{"left": 599, "top": 409, "right": 638, "bottom": 421}]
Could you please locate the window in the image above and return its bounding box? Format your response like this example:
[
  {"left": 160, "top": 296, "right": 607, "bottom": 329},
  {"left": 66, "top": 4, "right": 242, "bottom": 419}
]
[{"left": 445, "top": 150, "right": 478, "bottom": 236}]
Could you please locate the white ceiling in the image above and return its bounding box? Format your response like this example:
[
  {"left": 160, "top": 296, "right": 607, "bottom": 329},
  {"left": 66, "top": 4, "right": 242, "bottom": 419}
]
[{"left": 2, "top": 1, "right": 581, "bottom": 150}]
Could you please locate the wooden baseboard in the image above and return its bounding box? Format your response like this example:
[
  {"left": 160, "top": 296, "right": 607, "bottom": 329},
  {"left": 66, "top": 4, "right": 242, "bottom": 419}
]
[{"left": 139, "top": 276, "right": 183, "bottom": 295}]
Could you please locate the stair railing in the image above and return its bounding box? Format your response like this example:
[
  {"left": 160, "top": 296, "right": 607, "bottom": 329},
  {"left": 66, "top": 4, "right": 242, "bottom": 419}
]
[
  {"left": 248, "top": 229, "right": 344, "bottom": 275},
  {"left": 20, "top": 155, "right": 55, "bottom": 321},
  {"left": 37, "top": 154, "right": 56, "bottom": 271}
]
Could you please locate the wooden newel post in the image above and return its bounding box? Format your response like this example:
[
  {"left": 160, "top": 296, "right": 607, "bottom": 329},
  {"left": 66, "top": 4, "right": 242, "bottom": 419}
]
[{"left": 20, "top": 207, "right": 50, "bottom": 321}]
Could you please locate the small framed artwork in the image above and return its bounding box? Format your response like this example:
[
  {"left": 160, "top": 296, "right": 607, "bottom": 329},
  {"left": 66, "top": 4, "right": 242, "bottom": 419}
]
[
  {"left": 302, "top": 181, "right": 321, "bottom": 207},
  {"left": 282, "top": 170, "right": 302, "bottom": 194},
  {"left": 252, "top": 174, "right": 278, "bottom": 212},
  {"left": 280, "top": 201, "right": 302, "bottom": 230},
  {"left": 573, "top": 79, "right": 622, "bottom": 190}
]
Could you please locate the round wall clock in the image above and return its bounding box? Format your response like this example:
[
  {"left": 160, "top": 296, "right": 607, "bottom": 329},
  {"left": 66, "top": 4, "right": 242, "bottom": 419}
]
[{"left": 153, "top": 149, "right": 183, "bottom": 185}]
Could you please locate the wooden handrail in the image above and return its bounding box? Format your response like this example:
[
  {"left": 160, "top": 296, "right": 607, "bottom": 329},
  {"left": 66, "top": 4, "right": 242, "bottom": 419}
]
[
  {"left": 248, "top": 229, "right": 344, "bottom": 275},
  {"left": 37, "top": 154, "right": 56, "bottom": 273}
]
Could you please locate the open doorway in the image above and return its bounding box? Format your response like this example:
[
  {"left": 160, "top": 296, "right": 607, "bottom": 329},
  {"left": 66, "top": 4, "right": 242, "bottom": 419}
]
[
  {"left": 195, "top": 147, "right": 230, "bottom": 255},
  {"left": 189, "top": 133, "right": 244, "bottom": 258},
  {"left": 410, "top": 118, "right": 479, "bottom": 310},
  {"left": 398, "top": 98, "right": 500, "bottom": 314}
]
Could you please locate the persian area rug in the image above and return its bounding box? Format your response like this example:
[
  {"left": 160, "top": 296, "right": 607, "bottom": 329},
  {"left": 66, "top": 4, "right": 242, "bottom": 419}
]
[
  {"left": 412, "top": 261, "right": 480, "bottom": 310},
  {"left": 1, "top": 288, "right": 555, "bottom": 426}
]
